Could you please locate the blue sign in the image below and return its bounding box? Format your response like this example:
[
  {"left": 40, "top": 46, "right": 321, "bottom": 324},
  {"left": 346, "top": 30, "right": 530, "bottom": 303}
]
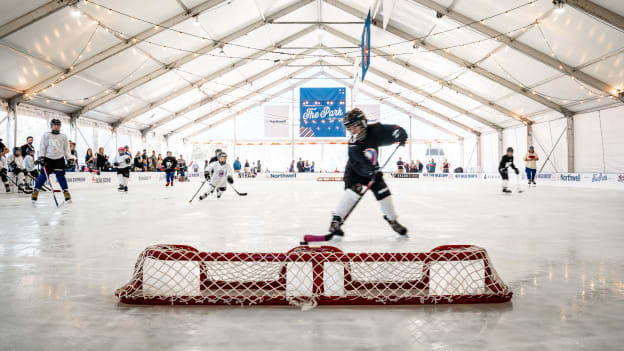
[
  {"left": 300, "top": 88, "right": 346, "bottom": 138},
  {"left": 361, "top": 10, "right": 371, "bottom": 82}
]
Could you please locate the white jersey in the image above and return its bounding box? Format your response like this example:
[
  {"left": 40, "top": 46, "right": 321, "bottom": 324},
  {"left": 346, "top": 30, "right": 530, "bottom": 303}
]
[
  {"left": 0, "top": 155, "right": 7, "bottom": 170},
  {"left": 114, "top": 152, "right": 132, "bottom": 168},
  {"left": 207, "top": 161, "right": 233, "bottom": 187},
  {"left": 7, "top": 154, "right": 25, "bottom": 170},
  {"left": 40, "top": 132, "right": 72, "bottom": 160},
  {"left": 24, "top": 155, "right": 36, "bottom": 172}
]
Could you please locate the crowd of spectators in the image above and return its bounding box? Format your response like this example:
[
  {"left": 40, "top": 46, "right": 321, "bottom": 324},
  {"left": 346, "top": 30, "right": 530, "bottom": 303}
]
[{"left": 395, "top": 158, "right": 454, "bottom": 173}]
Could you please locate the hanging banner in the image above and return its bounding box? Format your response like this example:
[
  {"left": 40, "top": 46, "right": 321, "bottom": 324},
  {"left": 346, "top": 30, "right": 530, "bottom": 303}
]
[
  {"left": 355, "top": 104, "right": 380, "bottom": 124},
  {"left": 300, "top": 88, "right": 346, "bottom": 138},
  {"left": 264, "top": 105, "right": 289, "bottom": 138},
  {"left": 361, "top": 10, "right": 371, "bottom": 82}
]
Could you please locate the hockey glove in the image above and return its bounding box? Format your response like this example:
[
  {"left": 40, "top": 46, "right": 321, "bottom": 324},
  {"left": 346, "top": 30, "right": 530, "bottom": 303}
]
[
  {"left": 36, "top": 157, "right": 45, "bottom": 166},
  {"left": 514, "top": 168, "right": 519, "bottom": 175},
  {"left": 9, "top": 161, "right": 16, "bottom": 169},
  {"left": 227, "top": 176, "right": 234, "bottom": 184},
  {"left": 372, "top": 166, "right": 383, "bottom": 182},
  {"left": 393, "top": 126, "right": 408, "bottom": 146},
  {"left": 113, "top": 162, "right": 120, "bottom": 167}
]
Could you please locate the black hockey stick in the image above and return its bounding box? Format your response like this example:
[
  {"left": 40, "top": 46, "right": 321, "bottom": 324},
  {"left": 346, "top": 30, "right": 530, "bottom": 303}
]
[
  {"left": 26, "top": 174, "right": 54, "bottom": 192},
  {"left": 230, "top": 183, "right": 247, "bottom": 196},
  {"left": 41, "top": 166, "right": 61, "bottom": 207},
  {"left": 301, "top": 143, "right": 402, "bottom": 245},
  {"left": 188, "top": 181, "right": 207, "bottom": 203}
]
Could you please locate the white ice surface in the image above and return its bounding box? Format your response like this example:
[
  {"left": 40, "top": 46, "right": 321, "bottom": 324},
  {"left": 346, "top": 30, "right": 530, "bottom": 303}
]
[{"left": 0, "top": 179, "right": 623, "bottom": 350}]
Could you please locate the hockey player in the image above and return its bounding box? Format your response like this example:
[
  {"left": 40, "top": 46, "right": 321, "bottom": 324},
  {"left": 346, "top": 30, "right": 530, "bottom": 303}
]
[
  {"left": 163, "top": 151, "right": 177, "bottom": 187},
  {"left": 327, "top": 108, "right": 408, "bottom": 238},
  {"left": 32, "top": 119, "right": 75, "bottom": 203},
  {"left": 114, "top": 147, "right": 132, "bottom": 192},
  {"left": 204, "top": 148, "right": 222, "bottom": 181},
  {"left": 0, "top": 140, "right": 9, "bottom": 192},
  {"left": 499, "top": 147, "right": 519, "bottom": 193},
  {"left": 8, "top": 147, "right": 31, "bottom": 193},
  {"left": 23, "top": 148, "right": 36, "bottom": 191},
  {"left": 177, "top": 155, "right": 187, "bottom": 182},
  {"left": 199, "top": 152, "right": 233, "bottom": 200}
]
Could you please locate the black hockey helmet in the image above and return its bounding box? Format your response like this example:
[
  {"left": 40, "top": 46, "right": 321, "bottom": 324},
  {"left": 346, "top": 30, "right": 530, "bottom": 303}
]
[
  {"left": 13, "top": 146, "right": 20, "bottom": 155},
  {"left": 215, "top": 148, "right": 223, "bottom": 157},
  {"left": 343, "top": 108, "right": 367, "bottom": 140},
  {"left": 506, "top": 147, "right": 514, "bottom": 153},
  {"left": 50, "top": 118, "right": 61, "bottom": 134}
]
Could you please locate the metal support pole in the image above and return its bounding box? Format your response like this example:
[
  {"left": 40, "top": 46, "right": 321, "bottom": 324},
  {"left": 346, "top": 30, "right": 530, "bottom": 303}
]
[
  {"left": 526, "top": 123, "right": 533, "bottom": 148},
  {"left": 291, "top": 88, "right": 295, "bottom": 163},
  {"left": 566, "top": 116, "right": 575, "bottom": 172},
  {"left": 233, "top": 115, "right": 237, "bottom": 161},
  {"left": 497, "top": 130, "right": 504, "bottom": 163},
  {"left": 459, "top": 137, "right": 464, "bottom": 169},
  {"left": 476, "top": 135, "right": 482, "bottom": 173},
  {"left": 7, "top": 100, "right": 17, "bottom": 149}
]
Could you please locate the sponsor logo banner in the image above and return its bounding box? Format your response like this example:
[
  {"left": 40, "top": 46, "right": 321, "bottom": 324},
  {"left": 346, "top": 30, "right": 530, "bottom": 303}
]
[
  {"left": 454, "top": 173, "right": 478, "bottom": 179},
  {"left": 391, "top": 173, "right": 420, "bottom": 179},
  {"left": 423, "top": 173, "right": 450, "bottom": 178},
  {"left": 560, "top": 173, "right": 581, "bottom": 182},
  {"left": 264, "top": 105, "right": 289, "bottom": 138},
  {"left": 265, "top": 173, "right": 297, "bottom": 179},
  {"left": 300, "top": 88, "right": 346, "bottom": 137},
  {"left": 591, "top": 173, "right": 608, "bottom": 182}
]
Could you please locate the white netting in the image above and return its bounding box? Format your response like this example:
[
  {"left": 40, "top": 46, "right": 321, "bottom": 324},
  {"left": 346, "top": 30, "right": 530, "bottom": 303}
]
[{"left": 115, "top": 245, "right": 512, "bottom": 307}]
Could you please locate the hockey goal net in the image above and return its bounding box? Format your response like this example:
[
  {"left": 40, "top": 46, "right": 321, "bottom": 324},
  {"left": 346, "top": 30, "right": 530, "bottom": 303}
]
[{"left": 115, "top": 245, "right": 512, "bottom": 307}]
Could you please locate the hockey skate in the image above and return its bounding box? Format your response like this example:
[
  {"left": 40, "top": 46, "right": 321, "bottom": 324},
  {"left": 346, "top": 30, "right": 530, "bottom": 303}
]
[
  {"left": 166, "top": 182, "right": 170, "bottom": 187},
  {"left": 63, "top": 190, "right": 72, "bottom": 203},
  {"left": 328, "top": 215, "right": 345, "bottom": 239},
  {"left": 31, "top": 189, "right": 38, "bottom": 202},
  {"left": 117, "top": 185, "right": 124, "bottom": 192},
  {"left": 124, "top": 186, "right": 128, "bottom": 192},
  {"left": 18, "top": 185, "right": 32, "bottom": 194},
  {"left": 4, "top": 183, "right": 10, "bottom": 192},
  {"left": 502, "top": 187, "right": 512, "bottom": 194},
  {"left": 384, "top": 215, "right": 408, "bottom": 235}
]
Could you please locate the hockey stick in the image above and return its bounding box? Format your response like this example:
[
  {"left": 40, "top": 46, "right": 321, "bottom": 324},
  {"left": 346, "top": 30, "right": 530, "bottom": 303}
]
[
  {"left": 301, "top": 143, "right": 402, "bottom": 245},
  {"left": 41, "top": 166, "right": 61, "bottom": 207},
  {"left": 188, "top": 181, "right": 207, "bottom": 203},
  {"left": 230, "top": 183, "right": 247, "bottom": 196},
  {"left": 26, "top": 174, "right": 55, "bottom": 192}
]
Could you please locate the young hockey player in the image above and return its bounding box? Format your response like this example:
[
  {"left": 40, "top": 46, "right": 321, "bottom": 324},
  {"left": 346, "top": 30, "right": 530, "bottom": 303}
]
[
  {"left": 204, "top": 148, "right": 222, "bottom": 181},
  {"left": 163, "top": 151, "right": 177, "bottom": 187},
  {"left": 499, "top": 147, "right": 519, "bottom": 193},
  {"left": 24, "top": 149, "right": 40, "bottom": 191},
  {"left": 199, "top": 152, "right": 233, "bottom": 200},
  {"left": 327, "top": 108, "right": 408, "bottom": 238},
  {"left": 8, "top": 147, "right": 31, "bottom": 193},
  {"left": 32, "top": 119, "right": 75, "bottom": 203},
  {"left": 0, "top": 140, "right": 10, "bottom": 192},
  {"left": 177, "top": 155, "right": 187, "bottom": 182},
  {"left": 114, "top": 147, "right": 132, "bottom": 192}
]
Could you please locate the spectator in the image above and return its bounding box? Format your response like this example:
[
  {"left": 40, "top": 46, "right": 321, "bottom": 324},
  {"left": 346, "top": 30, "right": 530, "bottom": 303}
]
[
  {"left": 252, "top": 162, "right": 257, "bottom": 174},
  {"left": 20, "top": 136, "right": 35, "bottom": 158},
  {"left": 417, "top": 159, "right": 424, "bottom": 173},
  {"left": 524, "top": 146, "right": 539, "bottom": 185},
  {"left": 133, "top": 151, "right": 143, "bottom": 172},
  {"left": 142, "top": 157, "right": 148, "bottom": 172},
  {"left": 96, "top": 147, "right": 108, "bottom": 172},
  {"left": 408, "top": 160, "right": 416, "bottom": 173},
  {"left": 304, "top": 160, "right": 311, "bottom": 172},
  {"left": 396, "top": 157, "right": 405, "bottom": 173},
  {"left": 233, "top": 157, "right": 241, "bottom": 173},
  {"left": 244, "top": 159, "right": 250, "bottom": 173},
  {"left": 124, "top": 145, "right": 130, "bottom": 156},
  {"left": 156, "top": 154, "right": 163, "bottom": 171},
  {"left": 150, "top": 151, "right": 157, "bottom": 171},
  {"left": 142, "top": 149, "right": 147, "bottom": 162},
  {"left": 67, "top": 141, "right": 78, "bottom": 172},
  {"left": 85, "top": 148, "right": 95, "bottom": 171},
  {"left": 442, "top": 159, "right": 449, "bottom": 173},
  {"left": 297, "top": 158, "right": 305, "bottom": 172},
  {"left": 427, "top": 159, "right": 436, "bottom": 173},
  {"left": 192, "top": 162, "right": 199, "bottom": 173},
  {"left": 311, "top": 161, "right": 315, "bottom": 173},
  {"left": 257, "top": 160, "right": 262, "bottom": 173},
  {"left": 289, "top": 160, "right": 295, "bottom": 173},
  {"left": 146, "top": 156, "right": 154, "bottom": 171}
]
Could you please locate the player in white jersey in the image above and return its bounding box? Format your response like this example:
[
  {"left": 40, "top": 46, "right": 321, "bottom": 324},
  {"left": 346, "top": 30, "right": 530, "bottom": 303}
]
[
  {"left": 199, "top": 152, "right": 234, "bottom": 200},
  {"left": 7, "top": 147, "right": 31, "bottom": 193},
  {"left": 0, "top": 140, "right": 10, "bottom": 192},
  {"left": 32, "top": 119, "right": 75, "bottom": 203},
  {"left": 113, "top": 147, "right": 132, "bottom": 192}
]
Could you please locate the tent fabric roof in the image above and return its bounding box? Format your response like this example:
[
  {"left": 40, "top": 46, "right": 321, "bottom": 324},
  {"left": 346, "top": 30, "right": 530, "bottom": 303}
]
[{"left": 1, "top": 0, "right": 622, "bottom": 138}]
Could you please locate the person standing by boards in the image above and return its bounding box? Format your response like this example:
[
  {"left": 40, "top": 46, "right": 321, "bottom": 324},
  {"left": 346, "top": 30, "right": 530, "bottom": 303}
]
[{"left": 524, "top": 146, "right": 539, "bottom": 186}]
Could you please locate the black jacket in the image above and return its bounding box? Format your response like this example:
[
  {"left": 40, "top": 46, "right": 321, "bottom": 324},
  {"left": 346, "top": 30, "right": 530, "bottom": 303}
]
[
  {"left": 346, "top": 123, "right": 407, "bottom": 178},
  {"left": 163, "top": 156, "right": 177, "bottom": 172}
]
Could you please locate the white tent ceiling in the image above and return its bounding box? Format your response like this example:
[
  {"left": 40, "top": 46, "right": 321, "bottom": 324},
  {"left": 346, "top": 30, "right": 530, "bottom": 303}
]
[{"left": 1, "top": 0, "right": 622, "bottom": 138}]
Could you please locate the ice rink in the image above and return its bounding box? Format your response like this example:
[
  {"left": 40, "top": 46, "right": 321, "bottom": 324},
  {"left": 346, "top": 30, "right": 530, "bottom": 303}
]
[{"left": 1, "top": 179, "right": 623, "bottom": 350}]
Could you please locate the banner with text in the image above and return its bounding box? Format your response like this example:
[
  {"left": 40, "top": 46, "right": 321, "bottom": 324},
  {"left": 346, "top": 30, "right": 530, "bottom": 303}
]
[
  {"left": 300, "top": 87, "right": 346, "bottom": 137},
  {"left": 264, "top": 105, "right": 289, "bottom": 137}
]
